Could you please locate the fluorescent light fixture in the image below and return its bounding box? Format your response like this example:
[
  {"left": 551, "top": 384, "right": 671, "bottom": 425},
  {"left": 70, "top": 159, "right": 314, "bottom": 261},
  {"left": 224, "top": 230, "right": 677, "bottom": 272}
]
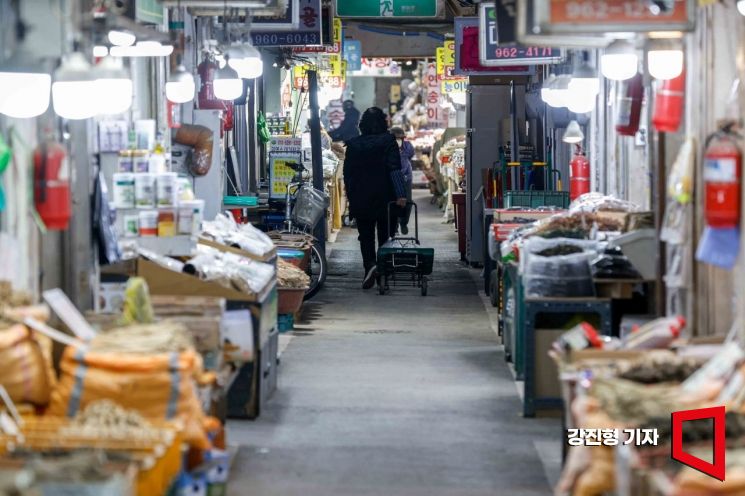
[
  {"left": 52, "top": 52, "right": 98, "bottom": 120},
  {"left": 647, "top": 39, "right": 684, "bottom": 80},
  {"left": 562, "top": 120, "right": 584, "bottom": 144},
  {"left": 110, "top": 41, "right": 174, "bottom": 58},
  {"left": 166, "top": 65, "right": 196, "bottom": 103},
  {"left": 108, "top": 30, "right": 136, "bottom": 47},
  {"left": 601, "top": 40, "right": 638, "bottom": 81},
  {"left": 93, "top": 56, "right": 132, "bottom": 115},
  {"left": 213, "top": 63, "right": 243, "bottom": 100},
  {"left": 0, "top": 50, "right": 51, "bottom": 118}
]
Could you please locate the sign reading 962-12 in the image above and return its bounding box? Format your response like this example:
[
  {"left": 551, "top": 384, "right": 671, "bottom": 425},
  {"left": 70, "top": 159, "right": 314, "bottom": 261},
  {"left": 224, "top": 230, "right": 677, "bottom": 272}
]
[{"left": 479, "top": 3, "right": 563, "bottom": 66}]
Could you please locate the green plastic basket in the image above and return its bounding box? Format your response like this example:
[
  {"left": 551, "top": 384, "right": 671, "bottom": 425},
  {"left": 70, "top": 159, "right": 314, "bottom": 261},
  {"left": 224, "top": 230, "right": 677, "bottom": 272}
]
[{"left": 223, "top": 195, "right": 259, "bottom": 207}]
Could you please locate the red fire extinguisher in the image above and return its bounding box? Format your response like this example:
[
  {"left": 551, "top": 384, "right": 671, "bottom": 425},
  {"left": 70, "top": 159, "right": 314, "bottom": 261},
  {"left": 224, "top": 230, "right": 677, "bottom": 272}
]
[
  {"left": 197, "top": 54, "right": 234, "bottom": 131},
  {"left": 34, "top": 140, "right": 71, "bottom": 230},
  {"left": 652, "top": 70, "right": 685, "bottom": 133},
  {"left": 616, "top": 73, "right": 644, "bottom": 136},
  {"left": 570, "top": 145, "right": 590, "bottom": 201},
  {"left": 704, "top": 128, "right": 741, "bottom": 228}
]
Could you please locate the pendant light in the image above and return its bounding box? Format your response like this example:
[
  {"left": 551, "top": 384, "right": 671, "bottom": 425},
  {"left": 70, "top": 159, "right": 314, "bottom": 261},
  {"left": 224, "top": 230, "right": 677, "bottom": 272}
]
[
  {"left": 213, "top": 60, "right": 243, "bottom": 101},
  {"left": 228, "top": 43, "right": 263, "bottom": 79},
  {"left": 110, "top": 41, "right": 174, "bottom": 58},
  {"left": 108, "top": 30, "right": 136, "bottom": 47},
  {"left": 0, "top": 52, "right": 51, "bottom": 118},
  {"left": 568, "top": 94, "right": 596, "bottom": 114},
  {"left": 166, "top": 65, "right": 196, "bottom": 103},
  {"left": 739, "top": 0, "right": 745, "bottom": 15},
  {"left": 601, "top": 40, "right": 638, "bottom": 81},
  {"left": 94, "top": 57, "right": 132, "bottom": 115},
  {"left": 550, "top": 75, "right": 572, "bottom": 108},
  {"left": 562, "top": 120, "right": 584, "bottom": 144},
  {"left": 567, "top": 58, "right": 599, "bottom": 114},
  {"left": 541, "top": 75, "right": 557, "bottom": 107},
  {"left": 647, "top": 38, "right": 684, "bottom": 80},
  {"left": 52, "top": 52, "right": 98, "bottom": 120}
]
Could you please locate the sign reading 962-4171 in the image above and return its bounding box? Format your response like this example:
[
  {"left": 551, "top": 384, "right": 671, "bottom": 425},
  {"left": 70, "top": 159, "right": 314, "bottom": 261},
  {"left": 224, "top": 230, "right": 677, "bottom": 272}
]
[{"left": 479, "top": 3, "right": 563, "bottom": 66}]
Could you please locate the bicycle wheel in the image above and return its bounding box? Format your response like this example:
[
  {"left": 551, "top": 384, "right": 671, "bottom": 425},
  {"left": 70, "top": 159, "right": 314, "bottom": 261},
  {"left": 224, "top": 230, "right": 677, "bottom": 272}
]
[{"left": 303, "top": 243, "right": 327, "bottom": 300}]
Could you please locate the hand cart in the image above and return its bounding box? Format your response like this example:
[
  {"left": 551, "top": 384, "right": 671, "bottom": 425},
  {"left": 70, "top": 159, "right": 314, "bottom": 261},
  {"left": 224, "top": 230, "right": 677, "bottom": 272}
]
[{"left": 376, "top": 201, "right": 435, "bottom": 296}]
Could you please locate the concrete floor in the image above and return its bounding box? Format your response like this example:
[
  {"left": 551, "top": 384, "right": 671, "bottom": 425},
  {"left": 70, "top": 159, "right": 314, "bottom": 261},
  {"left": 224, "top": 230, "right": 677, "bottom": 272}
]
[{"left": 228, "top": 190, "right": 561, "bottom": 496}]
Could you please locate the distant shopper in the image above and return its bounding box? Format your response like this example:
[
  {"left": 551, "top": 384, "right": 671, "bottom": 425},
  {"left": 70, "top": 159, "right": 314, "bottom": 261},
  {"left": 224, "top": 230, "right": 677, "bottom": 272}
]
[
  {"left": 391, "top": 127, "right": 414, "bottom": 235},
  {"left": 344, "top": 107, "right": 407, "bottom": 289},
  {"left": 329, "top": 100, "right": 361, "bottom": 142}
]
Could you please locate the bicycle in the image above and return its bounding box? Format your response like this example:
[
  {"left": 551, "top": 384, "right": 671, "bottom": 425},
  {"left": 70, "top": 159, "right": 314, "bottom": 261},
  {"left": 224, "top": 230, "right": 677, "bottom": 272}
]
[{"left": 274, "top": 161, "right": 329, "bottom": 300}]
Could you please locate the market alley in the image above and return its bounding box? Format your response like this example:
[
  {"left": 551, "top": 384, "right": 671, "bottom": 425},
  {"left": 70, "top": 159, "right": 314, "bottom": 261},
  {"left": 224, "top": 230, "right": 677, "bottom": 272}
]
[{"left": 227, "top": 190, "right": 562, "bottom": 496}]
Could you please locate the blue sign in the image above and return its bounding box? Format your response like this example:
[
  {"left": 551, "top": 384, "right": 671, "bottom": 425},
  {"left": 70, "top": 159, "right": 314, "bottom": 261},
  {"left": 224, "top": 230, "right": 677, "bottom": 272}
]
[
  {"left": 344, "top": 40, "right": 362, "bottom": 71},
  {"left": 251, "top": 0, "right": 322, "bottom": 47}
]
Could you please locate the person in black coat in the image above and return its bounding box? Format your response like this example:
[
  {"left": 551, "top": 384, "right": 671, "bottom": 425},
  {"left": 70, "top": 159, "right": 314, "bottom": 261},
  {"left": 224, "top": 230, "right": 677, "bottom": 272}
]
[
  {"left": 344, "top": 107, "right": 408, "bottom": 289},
  {"left": 329, "top": 100, "right": 361, "bottom": 142}
]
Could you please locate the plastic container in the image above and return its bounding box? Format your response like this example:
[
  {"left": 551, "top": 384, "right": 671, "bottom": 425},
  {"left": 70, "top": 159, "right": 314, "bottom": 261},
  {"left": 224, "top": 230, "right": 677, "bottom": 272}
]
[
  {"left": 117, "top": 150, "right": 134, "bottom": 172},
  {"left": 624, "top": 316, "right": 686, "bottom": 350},
  {"left": 134, "top": 151, "right": 150, "bottom": 173},
  {"left": 178, "top": 199, "right": 205, "bottom": 235},
  {"left": 122, "top": 214, "right": 139, "bottom": 237},
  {"left": 112, "top": 172, "right": 135, "bottom": 209},
  {"left": 157, "top": 210, "right": 176, "bottom": 237},
  {"left": 149, "top": 153, "right": 167, "bottom": 174},
  {"left": 554, "top": 323, "right": 604, "bottom": 354},
  {"left": 277, "top": 248, "right": 306, "bottom": 268},
  {"left": 156, "top": 172, "right": 178, "bottom": 207},
  {"left": 134, "top": 173, "right": 156, "bottom": 208},
  {"left": 138, "top": 210, "right": 158, "bottom": 236}
]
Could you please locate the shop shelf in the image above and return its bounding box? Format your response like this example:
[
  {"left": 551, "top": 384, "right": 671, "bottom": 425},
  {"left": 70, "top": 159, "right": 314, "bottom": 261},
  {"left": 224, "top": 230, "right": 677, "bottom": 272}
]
[{"left": 504, "top": 190, "right": 570, "bottom": 209}]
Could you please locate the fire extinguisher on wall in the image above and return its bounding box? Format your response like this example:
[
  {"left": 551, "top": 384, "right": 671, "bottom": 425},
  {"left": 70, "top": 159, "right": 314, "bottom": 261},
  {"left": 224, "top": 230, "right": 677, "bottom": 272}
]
[
  {"left": 616, "top": 73, "right": 644, "bottom": 136},
  {"left": 652, "top": 70, "right": 686, "bottom": 133},
  {"left": 696, "top": 122, "right": 742, "bottom": 269},
  {"left": 570, "top": 144, "right": 591, "bottom": 201},
  {"left": 34, "top": 139, "right": 71, "bottom": 230},
  {"left": 197, "top": 54, "right": 234, "bottom": 132}
]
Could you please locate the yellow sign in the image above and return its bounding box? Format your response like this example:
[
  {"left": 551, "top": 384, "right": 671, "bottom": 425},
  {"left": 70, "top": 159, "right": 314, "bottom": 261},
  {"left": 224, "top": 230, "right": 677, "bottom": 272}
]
[
  {"left": 441, "top": 77, "right": 468, "bottom": 94},
  {"left": 329, "top": 55, "right": 343, "bottom": 78},
  {"left": 333, "top": 18, "right": 342, "bottom": 44},
  {"left": 442, "top": 41, "right": 455, "bottom": 77},
  {"left": 436, "top": 47, "right": 445, "bottom": 76}
]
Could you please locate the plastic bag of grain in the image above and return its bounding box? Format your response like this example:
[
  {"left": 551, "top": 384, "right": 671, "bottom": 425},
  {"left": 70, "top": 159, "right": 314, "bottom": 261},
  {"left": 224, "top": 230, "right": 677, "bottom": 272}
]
[
  {"left": 0, "top": 323, "right": 56, "bottom": 406},
  {"left": 49, "top": 340, "right": 213, "bottom": 449}
]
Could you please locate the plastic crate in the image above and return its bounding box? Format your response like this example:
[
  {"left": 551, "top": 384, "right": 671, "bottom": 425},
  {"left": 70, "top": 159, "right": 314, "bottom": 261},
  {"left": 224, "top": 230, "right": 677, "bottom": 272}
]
[
  {"left": 504, "top": 190, "right": 569, "bottom": 209},
  {"left": 278, "top": 313, "right": 295, "bottom": 332},
  {"left": 224, "top": 195, "right": 259, "bottom": 207}
]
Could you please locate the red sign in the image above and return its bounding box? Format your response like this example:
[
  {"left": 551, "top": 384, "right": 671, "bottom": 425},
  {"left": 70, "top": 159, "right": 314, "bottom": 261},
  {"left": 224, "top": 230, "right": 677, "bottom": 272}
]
[
  {"left": 460, "top": 26, "right": 529, "bottom": 73},
  {"left": 671, "top": 406, "right": 726, "bottom": 481},
  {"left": 549, "top": 0, "right": 689, "bottom": 25}
]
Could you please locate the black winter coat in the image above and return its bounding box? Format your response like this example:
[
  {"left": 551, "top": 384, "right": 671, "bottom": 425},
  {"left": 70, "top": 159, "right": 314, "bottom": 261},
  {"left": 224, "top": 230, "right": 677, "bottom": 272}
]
[{"left": 343, "top": 132, "right": 402, "bottom": 220}]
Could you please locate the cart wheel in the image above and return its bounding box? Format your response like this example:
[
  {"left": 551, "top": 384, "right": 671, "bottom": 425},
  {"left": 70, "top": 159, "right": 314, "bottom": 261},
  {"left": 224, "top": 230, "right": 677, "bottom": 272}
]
[{"left": 421, "top": 278, "right": 428, "bottom": 296}]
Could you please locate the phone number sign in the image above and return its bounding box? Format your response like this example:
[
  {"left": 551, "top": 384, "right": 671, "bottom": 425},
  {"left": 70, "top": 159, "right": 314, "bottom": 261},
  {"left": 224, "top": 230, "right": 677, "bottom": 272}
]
[
  {"left": 251, "top": 0, "right": 322, "bottom": 46},
  {"left": 479, "top": 3, "right": 562, "bottom": 66},
  {"left": 542, "top": 0, "right": 695, "bottom": 33}
]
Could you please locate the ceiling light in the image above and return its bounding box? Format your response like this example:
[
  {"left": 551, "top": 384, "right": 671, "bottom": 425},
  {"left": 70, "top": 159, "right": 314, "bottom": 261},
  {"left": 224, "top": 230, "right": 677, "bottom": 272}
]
[
  {"left": 738, "top": 0, "right": 745, "bottom": 15},
  {"left": 541, "top": 75, "right": 557, "bottom": 106},
  {"left": 567, "top": 93, "right": 596, "bottom": 114},
  {"left": 549, "top": 75, "right": 572, "bottom": 108},
  {"left": 110, "top": 41, "right": 174, "bottom": 58},
  {"left": 227, "top": 44, "right": 263, "bottom": 79},
  {"left": 569, "top": 62, "right": 600, "bottom": 96},
  {"left": 562, "top": 120, "right": 584, "bottom": 144},
  {"left": 601, "top": 40, "right": 638, "bottom": 81},
  {"left": 52, "top": 52, "right": 98, "bottom": 120},
  {"left": 93, "top": 56, "right": 132, "bottom": 115},
  {"left": 166, "top": 65, "right": 196, "bottom": 103},
  {"left": 647, "top": 39, "right": 684, "bottom": 80},
  {"left": 0, "top": 53, "right": 51, "bottom": 118},
  {"left": 93, "top": 46, "right": 109, "bottom": 58},
  {"left": 108, "top": 30, "right": 136, "bottom": 47},
  {"left": 213, "top": 62, "right": 243, "bottom": 101}
]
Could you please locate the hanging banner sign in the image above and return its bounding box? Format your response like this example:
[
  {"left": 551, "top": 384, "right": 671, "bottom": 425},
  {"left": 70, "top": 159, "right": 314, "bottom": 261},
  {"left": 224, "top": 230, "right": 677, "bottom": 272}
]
[
  {"left": 441, "top": 77, "right": 468, "bottom": 94},
  {"left": 479, "top": 3, "right": 563, "bottom": 66},
  {"left": 294, "top": 16, "right": 341, "bottom": 53},
  {"left": 532, "top": 0, "right": 695, "bottom": 34},
  {"left": 425, "top": 62, "right": 448, "bottom": 129},
  {"left": 252, "top": 0, "right": 299, "bottom": 31},
  {"left": 350, "top": 58, "right": 402, "bottom": 77},
  {"left": 251, "top": 0, "right": 323, "bottom": 46},
  {"left": 454, "top": 18, "right": 533, "bottom": 76},
  {"left": 437, "top": 41, "right": 457, "bottom": 78},
  {"left": 335, "top": 0, "right": 439, "bottom": 18},
  {"left": 344, "top": 40, "right": 363, "bottom": 71},
  {"left": 292, "top": 65, "right": 312, "bottom": 90}
]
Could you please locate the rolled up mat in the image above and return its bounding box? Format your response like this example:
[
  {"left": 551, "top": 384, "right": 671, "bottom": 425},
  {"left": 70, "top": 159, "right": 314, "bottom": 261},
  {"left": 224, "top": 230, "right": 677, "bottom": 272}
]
[{"left": 696, "top": 226, "right": 740, "bottom": 270}]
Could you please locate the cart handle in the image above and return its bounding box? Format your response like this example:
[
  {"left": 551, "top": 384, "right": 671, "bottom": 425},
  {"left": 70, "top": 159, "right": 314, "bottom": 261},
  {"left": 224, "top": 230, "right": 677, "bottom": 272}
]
[{"left": 387, "top": 201, "right": 419, "bottom": 243}]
